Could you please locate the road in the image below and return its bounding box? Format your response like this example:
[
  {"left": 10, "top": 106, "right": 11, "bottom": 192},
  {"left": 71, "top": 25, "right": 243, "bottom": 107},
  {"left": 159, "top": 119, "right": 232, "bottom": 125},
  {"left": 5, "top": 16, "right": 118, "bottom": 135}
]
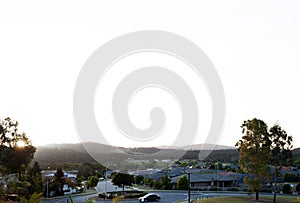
[
  {"left": 43, "top": 191, "right": 284, "bottom": 203},
  {"left": 71, "top": 191, "right": 249, "bottom": 203},
  {"left": 71, "top": 191, "right": 190, "bottom": 203}
]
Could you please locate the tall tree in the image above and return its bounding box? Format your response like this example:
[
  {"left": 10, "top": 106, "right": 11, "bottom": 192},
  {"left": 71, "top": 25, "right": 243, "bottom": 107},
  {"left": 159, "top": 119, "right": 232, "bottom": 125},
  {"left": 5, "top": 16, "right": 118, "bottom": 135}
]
[
  {"left": 235, "top": 118, "right": 271, "bottom": 200},
  {"left": 269, "top": 123, "right": 293, "bottom": 202},
  {"left": 27, "top": 161, "right": 44, "bottom": 195},
  {"left": 111, "top": 173, "right": 133, "bottom": 194},
  {"left": 51, "top": 168, "right": 65, "bottom": 196},
  {"left": 0, "top": 117, "right": 36, "bottom": 177}
]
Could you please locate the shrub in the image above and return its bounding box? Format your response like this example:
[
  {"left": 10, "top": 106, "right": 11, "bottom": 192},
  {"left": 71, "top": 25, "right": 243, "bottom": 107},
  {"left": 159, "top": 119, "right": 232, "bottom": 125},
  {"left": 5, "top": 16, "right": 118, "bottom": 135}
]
[
  {"left": 209, "top": 187, "right": 220, "bottom": 191},
  {"left": 283, "top": 173, "right": 298, "bottom": 182},
  {"left": 87, "top": 176, "right": 99, "bottom": 188},
  {"left": 227, "top": 187, "right": 239, "bottom": 191},
  {"left": 176, "top": 176, "right": 188, "bottom": 190},
  {"left": 98, "top": 193, "right": 106, "bottom": 198},
  {"left": 296, "top": 182, "right": 300, "bottom": 194},
  {"left": 282, "top": 184, "right": 292, "bottom": 194}
]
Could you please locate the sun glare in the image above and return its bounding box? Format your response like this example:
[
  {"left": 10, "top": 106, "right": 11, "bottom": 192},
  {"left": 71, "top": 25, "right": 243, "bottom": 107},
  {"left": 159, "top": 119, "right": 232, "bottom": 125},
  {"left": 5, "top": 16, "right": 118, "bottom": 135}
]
[{"left": 16, "top": 140, "right": 26, "bottom": 148}]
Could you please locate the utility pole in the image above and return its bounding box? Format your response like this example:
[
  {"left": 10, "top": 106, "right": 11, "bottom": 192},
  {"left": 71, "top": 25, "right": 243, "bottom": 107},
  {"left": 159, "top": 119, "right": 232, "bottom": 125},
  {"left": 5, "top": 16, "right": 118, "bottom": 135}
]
[
  {"left": 184, "top": 167, "right": 191, "bottom": 203},
  {"left": 46, "top": 177, "right": 49, "bottom": 198},
  {"left": 188, "top": 172, "right": 191, "bottom": 203},
  {"left": 105, "top": 167, "right": 108, "bottom": 197}
]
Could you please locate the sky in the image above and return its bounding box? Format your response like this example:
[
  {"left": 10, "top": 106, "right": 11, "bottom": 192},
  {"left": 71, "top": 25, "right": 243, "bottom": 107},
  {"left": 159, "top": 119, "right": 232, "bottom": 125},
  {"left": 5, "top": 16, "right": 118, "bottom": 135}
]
[{"left": 0, "top": 0, "right": 300, "bottom": 148}]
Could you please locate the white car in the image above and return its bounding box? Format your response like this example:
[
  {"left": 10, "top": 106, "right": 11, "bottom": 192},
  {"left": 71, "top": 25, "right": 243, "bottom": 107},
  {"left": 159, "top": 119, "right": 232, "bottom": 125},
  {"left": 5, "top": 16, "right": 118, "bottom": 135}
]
[{"left": 139, "top": 193, "right": 161, "bottom": 202}]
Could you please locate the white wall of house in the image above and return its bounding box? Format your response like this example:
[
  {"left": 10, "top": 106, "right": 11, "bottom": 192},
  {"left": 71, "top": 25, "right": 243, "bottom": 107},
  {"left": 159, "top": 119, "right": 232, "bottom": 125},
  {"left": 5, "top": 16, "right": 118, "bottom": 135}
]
[{"left": 96, "top": 179, "right": 125, "bottom": 193}]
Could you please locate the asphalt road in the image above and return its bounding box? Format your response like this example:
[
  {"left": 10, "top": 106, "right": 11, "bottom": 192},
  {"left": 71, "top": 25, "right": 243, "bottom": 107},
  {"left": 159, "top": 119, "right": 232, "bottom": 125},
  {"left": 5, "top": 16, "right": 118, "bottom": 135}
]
[
  {"left": 42, "top": 191, "right": 278, "bottom": 203},
  {"left": 71, "top": 191, "right": 227, "bottom": 203}
]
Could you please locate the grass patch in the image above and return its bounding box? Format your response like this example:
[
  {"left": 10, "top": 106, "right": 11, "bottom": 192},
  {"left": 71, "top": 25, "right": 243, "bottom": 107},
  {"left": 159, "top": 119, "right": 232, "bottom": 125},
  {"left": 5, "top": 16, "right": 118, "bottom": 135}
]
[{"left": 194, "top": 196, "right": 298, "bottom": 203}]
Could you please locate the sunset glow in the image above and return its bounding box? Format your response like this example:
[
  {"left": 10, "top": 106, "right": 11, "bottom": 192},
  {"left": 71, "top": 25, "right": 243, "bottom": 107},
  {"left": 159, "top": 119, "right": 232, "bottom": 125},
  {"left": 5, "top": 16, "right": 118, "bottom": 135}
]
[{"left": 16, "top": 140, "right": 26, "bottom": 148}]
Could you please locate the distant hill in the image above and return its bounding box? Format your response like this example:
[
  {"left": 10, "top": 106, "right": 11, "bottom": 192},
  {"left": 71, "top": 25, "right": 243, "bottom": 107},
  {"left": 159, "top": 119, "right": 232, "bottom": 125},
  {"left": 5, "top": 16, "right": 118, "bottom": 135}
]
[
  {"left": 38, "top": 142, "right": 124, "bottom": 154},
  {"left": 33, "top": 142, "right": 300, "bottom": 169},
  {"left": 34, "top": 142, "right": 126, "bottom": 169},
  {"left": 34, "top": 142, "right": 235, "bottom": 168},
  {"left": 174, "top": 143, "right": 235, "bottom": 151},
  {"left": 158, "top": 143, "right": 234, "bottom": 150},
  {"left": 292, "top": 147, "right": 300, "bottom": 157}
]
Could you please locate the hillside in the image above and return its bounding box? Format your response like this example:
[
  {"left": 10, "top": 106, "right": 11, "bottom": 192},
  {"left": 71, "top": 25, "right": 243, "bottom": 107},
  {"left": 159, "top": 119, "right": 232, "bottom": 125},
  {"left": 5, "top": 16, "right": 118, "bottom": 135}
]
[
  {"left": 34, "top": 142, "right": 235, "bottom": 168},
  {"left": 33, "top": 142, "right": 300, "bottom": 169}
]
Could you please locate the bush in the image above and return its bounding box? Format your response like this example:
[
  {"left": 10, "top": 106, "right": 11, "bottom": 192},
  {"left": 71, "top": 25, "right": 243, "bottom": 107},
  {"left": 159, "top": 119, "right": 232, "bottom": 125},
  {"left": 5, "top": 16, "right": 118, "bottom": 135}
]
[
  {"left": 283, "top": 173, "right": 298, "bottom": 182},
  {"left": 209, "top": 187, "right": 220, "bottom": 191},
  {"left": 227, "top": 187, "right": 239, "bottom": 191},
  {"left": 98, "top": 193, "right": 106, "bottom": 198},
  {"left": 87, "top": 176, "right": 99, "bottom": 188},
  {"left": 296, "top": 183, "right": 300, "bottom": 194},
  {"left": 176, "top": 176, "right": 188, "bottom": 190},
  {"left": 282, "top": 184, "right": 292, "bottom": 194}
]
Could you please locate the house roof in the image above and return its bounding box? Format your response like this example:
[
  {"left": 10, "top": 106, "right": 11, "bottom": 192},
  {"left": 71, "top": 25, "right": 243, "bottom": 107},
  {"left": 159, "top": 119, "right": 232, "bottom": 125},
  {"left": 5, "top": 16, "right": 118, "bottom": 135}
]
[
  {"left": 171, "top": 173, "right": 237, "bottom": 184},
  {"left": 131, "top": 169, "right": 164, "bottom": 180}
]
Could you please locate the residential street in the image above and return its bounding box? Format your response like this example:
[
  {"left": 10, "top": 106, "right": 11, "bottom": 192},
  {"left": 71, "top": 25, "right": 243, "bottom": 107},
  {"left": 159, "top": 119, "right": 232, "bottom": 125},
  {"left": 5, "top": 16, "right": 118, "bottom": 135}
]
[
  {"left": 73, "top": 191, "right": 189, "bottom": 203},
  {"left": 70, "top": 191, "right": 250, "bottom": 203}
]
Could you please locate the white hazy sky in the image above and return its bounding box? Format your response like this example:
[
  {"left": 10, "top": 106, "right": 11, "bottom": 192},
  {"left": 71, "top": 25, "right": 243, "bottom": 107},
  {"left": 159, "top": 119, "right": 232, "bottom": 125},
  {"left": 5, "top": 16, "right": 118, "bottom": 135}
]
[{"left": 0, "top": 0, "right": 300, "bottom": 148}]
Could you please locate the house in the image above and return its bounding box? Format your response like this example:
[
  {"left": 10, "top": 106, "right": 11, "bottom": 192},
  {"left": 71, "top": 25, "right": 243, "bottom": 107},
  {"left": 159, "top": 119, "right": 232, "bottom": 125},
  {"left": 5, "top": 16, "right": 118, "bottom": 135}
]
[
  {"left": 41, "top": 170, "right": 77, "bottom": 182},
  {"left": 104, "top": 170, "right": 120, "bottom": 179},
  {"left": 171, "top": 173, "right": 238, "bottom": 189}
]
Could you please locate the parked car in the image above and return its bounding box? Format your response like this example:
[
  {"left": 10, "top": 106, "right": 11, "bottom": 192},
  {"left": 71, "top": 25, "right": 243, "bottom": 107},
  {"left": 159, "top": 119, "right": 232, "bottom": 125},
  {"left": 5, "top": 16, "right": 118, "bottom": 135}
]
[{"left": 139, "top": 193, "right": 161, "bottom": 202}]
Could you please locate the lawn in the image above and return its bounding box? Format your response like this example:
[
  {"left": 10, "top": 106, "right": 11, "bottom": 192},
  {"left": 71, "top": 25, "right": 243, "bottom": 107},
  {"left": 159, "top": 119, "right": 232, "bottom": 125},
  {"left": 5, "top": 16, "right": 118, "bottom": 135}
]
[{"left": 194, "top": 196, "right": 299, "bottom": 203}]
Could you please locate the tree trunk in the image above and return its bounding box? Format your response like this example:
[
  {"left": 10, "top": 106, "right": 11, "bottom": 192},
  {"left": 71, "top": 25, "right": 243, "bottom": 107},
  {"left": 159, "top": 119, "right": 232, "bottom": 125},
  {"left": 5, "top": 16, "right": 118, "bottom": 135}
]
[
  {"left": 256, "top": 189, "right": 259, "bottom": 200},
  {"left": 273, "top": 193, "right": 276, "bottom": 203}
]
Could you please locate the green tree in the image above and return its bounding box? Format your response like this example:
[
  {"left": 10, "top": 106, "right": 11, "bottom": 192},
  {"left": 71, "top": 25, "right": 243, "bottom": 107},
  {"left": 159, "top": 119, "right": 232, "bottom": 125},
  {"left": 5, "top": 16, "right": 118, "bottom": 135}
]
[
  {"left": 27, "top": 162, "right": 44, "bottom": 195},
  {"left": 161, "top": 173, "right": 171, "bottom": 190},
  {"left": 216, "top": 162, "right": 223, "bottom": 170},
  {"left": 269, "top": 123, "right": 293, "bottom": 202},
  {"left": 0, "top": 117, "right": 36, "bottom": 176},
  {"left": 51, "top": 168, "right": 65, "bottom": 196},
  {"left": 235, "top": 118, "right": 271, "bottom": 200},
  {"left": 78, "top": 162, "right": 95, "bottom": 180},
  {"left": 111, "top": 173, "right": 134, "bottom": 194},
  {"left": 7, "top": 181, "right": 30, "bottom": 196},
  {"left": 153, "top": 180, "right": 162, "bottom": 189},
  {"left": 134, "top": 175, "right": 144, "bottom": 185},
  {"left": 143, "top": 178, "right": 154, "bottom": 188},
  {"left": 176, "top": 175, "right": 188, "bottom": 190},
  {"left": 87, "top": 176, "right": 99, "bottom": 188},
  {"left": 76, "top": 175, "right": 85, "bottom": 188}
]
